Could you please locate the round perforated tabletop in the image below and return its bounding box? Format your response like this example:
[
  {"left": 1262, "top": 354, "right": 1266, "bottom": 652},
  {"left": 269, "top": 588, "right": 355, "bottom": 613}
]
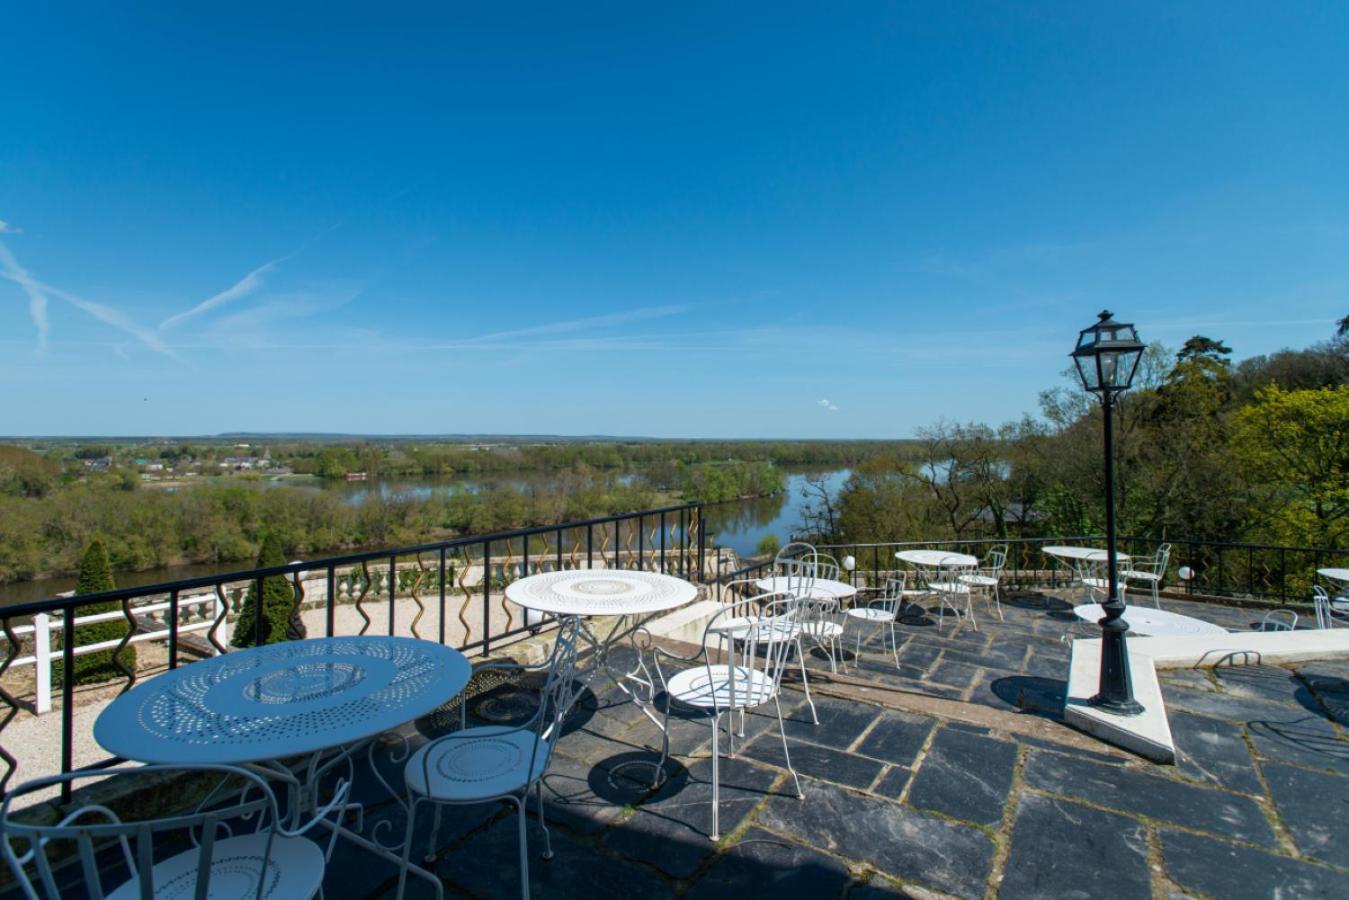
[
  {"left": 94, "top": 636, "right": 470, "bottom": 765},
  {"left": 505, "top": 569, "right": 699, "bottom": 618}
]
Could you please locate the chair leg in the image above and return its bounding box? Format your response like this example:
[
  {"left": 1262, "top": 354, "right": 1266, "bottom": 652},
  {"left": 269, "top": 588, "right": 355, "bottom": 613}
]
[
  {"left": 422, "top": 802, "right": 444, "bottom": 864},
  {"left": 653, "top": 698, "right": 672, "bottom": 789},
  {"left": 536, "top": 779, "right": 553, "bottom": 861},
  {"left": 774, "top": 694, "right": 804, "bottom": 799},
  {"left": 396, "top": 796, "right": 420, "bottom": 900},
  {"left": 709, "top": 712, "right": 721, "bottom": 841},
  {"left": 888, "top": 621, "right": 899, "bottom": 669},
  {"left": 515, "top": 795, "right": 531, "bottom": 900},
  {"left": 795, "top": 641, "right": 819, "bottom": 724},
  {"left": 993, "top": 583, "right": 1004, "bottom": 621}
]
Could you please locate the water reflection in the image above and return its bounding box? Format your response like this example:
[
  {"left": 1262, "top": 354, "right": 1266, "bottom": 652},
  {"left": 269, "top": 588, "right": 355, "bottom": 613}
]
[{"left": 705, "top": 469, "right": 850, "bottom": 556}]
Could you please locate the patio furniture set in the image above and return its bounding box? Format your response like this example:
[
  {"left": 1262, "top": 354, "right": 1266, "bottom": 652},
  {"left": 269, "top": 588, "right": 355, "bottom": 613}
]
[{"left": 6, "top": 541, "right": 1313, "bottom": 898}]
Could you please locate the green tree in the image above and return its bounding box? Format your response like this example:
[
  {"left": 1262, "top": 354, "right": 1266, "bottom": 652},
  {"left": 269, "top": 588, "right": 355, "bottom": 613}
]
[
  {"left": 755, "top": 533, "right": 781, "bottom": 557},
  {"left": 55, "top": 539, "right": 136, "bottom": 686},
  {"left": 1232, "top": 385, "right": 1349, "bottom": 548},
  {"left": 231, "top": 533, "right": 302, "bottom": 647}
]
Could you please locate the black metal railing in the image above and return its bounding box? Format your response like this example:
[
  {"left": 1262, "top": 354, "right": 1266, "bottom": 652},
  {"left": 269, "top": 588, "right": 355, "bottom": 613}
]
[{"left": 0, "top": 502, "right": 704, "bottom": 798}]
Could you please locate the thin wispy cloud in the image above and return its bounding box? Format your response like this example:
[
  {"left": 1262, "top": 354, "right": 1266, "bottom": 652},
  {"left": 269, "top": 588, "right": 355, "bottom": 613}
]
[
  {"left": 817, "top": 399, "right": 839, "bottom": 412},
  {"left": 0, "top": 241, "right": 50, "bottom": 355},
  {"left": 0, "top": 245, "right": 175, "bottom": 358},
  {"left": 158, "top": 223, "right": 340, "bottom": 332},
  {"left": 0, "top": 220, "right": 23, "bottom": 235},
  {"left": 158, "top": 256, "right": 286, "bottom": 332},
  {"left": 456, "top": 304, "right": 691, "bottom": 346}
]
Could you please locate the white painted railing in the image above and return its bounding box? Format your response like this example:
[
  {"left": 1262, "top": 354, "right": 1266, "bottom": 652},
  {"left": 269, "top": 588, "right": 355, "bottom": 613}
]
[{"left": 7, "top": 595, "right": 223, "bottom": 714}]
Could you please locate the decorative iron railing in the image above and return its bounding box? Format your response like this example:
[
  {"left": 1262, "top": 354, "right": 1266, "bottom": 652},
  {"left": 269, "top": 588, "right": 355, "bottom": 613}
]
[{"left": 0, "top": 502, "right": 704, "bottom": 798}]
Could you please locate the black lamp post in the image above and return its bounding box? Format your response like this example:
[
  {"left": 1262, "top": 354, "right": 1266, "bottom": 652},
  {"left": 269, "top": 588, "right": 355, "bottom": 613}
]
[{"left": 1071, "top": 310, "right": 1145, "bottom": 716}]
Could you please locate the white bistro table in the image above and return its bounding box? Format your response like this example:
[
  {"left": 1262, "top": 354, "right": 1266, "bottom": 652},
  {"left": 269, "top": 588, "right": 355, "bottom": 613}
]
[
  {"left": 1043, "top": 545, "right": 1130, "bottom": 563},
  {"left": 755, "top": 575, "right": 858, "bottom": 602},
  {"left": 895, "top": 549, "right": 979, "bottom": 567},
  {"left": 1073, "top": 604, "right": 1228, "bottom": 637},
  {"left": 1319, "top": 568, "right": 1349, "bottom": 585},
  {"left": 506, "top": 569, "right": 698, "bottom": 727},
  {"left": 95, "top": 636, "right": 470, "bottom": 891}
]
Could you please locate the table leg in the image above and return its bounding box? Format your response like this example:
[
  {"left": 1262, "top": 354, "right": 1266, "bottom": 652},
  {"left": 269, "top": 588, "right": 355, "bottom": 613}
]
[
  {"left": 254, "top": 736, "right": 444, "bottom": 893},
  {"left": 577, "top": 614, "right": 665, "bottom": 731}
]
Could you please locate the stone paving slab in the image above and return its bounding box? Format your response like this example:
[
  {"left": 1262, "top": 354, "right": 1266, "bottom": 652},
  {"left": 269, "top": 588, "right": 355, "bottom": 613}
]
[
  {"left": 1160, "top": 829, "right": 1349, "bottom": 899},
  {"left": 998, "top": 792, "right": 1151, "bottom": 899},
  {"left": 906, "top": 727, "right": 1018, "bottom": 826}
]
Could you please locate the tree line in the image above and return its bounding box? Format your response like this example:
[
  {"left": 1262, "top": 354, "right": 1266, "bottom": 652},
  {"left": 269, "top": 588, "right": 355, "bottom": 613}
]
[{"left": 824, "top": 322, "right": 1349, "bottom": 551}]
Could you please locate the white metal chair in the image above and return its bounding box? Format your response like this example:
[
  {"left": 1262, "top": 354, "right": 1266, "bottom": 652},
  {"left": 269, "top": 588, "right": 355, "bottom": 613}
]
[
  {"left": 1314, "top": 585, "right": 1349, "bottom": 630},
  {"left": 709, "top": 578, "right": 817, "bottom": 739},
  {"left": 960, "top": 544, "right": 1007, "bottom": 622},
  {"left": 917, "top": 556, "right": 978, "bottom": 631},
  {"left": 1259, "top": 609, "right": 1299, "bottom": 632},
  {"left": 845, "top": 575, "right": 904, "bottom": 668},
  {"left": 811, "top": 553, "right": 843, "bottom": 582},
  {"left": 1124, "top": 543, "right": 1172, "bottom": 608},
  {"left": 1, "top": 763, "right": 347, "bottom": 900},
  {"left": 774, "top": 542, "right": 820, "bottom": 595},
  {"left": 398, "top": 616, "right": 582, "bottom": 900},
  {"left": 1072, "top": 553, "right": 1111, "bottom": 604},
  {"left": 651, "top": 592, "right": 804, "bottom": 841}
]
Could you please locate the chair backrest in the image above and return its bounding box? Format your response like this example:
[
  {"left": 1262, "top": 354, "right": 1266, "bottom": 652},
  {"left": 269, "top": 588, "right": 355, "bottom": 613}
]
[
  {"left": 1, "top": 765, "right": 285, "bottom": 900},
  {"left": 813, "top": 553, "right": 842, "bottom": 582},
  {"left": 1260, "top": 609, "right": 1298, "bottom": 632},
  {"left": 774, "top": 542, "right": 819, "bottom": 597},
  {"left": 1314, "top": 584, "right": 1332, "bottom": 629},
  {"left": 875, "top": 573, "right": 907, "bottom": 614},
  {"left": 701, "top": 592, "right": 799, "bottom": 713},
  {"left": 1073, "top": 552, "right": 1109, "bottom": 584},
  {"left": 984, "top": 545, "right": 1008, "bottom": 575}
]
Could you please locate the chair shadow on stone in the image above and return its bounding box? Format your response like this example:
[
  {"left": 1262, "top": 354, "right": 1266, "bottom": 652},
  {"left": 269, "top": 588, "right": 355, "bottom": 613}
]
[
  {"left": 1248, "top": 718, "right": 1349, "bottom": 764},
  {"left": 896, "top": 604, "right": 936, "bottom": 627},
  {"left": 989, "top": 675, "right": 1067, "bottom": 720},
  {"left": 586, "top": 750, "right": 687, "bottom": 806},
  {"left": 1291, "top": 672, "right": 1349, "bottom": 726}
]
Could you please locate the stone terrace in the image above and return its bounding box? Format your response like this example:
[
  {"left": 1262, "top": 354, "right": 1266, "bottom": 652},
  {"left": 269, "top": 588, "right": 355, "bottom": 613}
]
[{"left": 13, "top": 590, "right": 1349, "bottom": 898}]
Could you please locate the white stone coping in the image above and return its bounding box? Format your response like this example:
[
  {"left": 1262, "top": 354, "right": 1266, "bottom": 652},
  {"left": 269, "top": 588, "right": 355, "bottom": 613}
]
[{"left": 1065, "top": 629, "right": 1349, "bottom": 762}]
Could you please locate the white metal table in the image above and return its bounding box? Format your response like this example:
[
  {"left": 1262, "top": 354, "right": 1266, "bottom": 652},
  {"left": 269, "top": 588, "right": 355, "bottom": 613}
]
[
  {"left": 1073, "top": 604, "right": 1228, "bottom": 637},
  {"left": 895, "top": 549, "right": 979, "bottom": 567},
  {"left": 1319, "top": 568, "right": 1349, "bottom": 584},
  {"left": 95, "top": 636, "right": 470, "bottom": 891},
  {"left": 1043, "top": 545, "right": 1131, "bottom": 563},
  {"left": 506, "top": 569, "right": 698, "bottom": 727},
  {"left": 755, "top": 575, "right": 858, "bottom": 602}
]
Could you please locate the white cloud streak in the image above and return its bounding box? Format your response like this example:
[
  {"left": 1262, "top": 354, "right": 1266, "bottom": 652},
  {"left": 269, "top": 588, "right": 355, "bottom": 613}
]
[
  {"left": 453, "top": 304, "right": 691, "bottom": 346},
  {"left": 0, "top": 220, "right": 23, "bottom": 234},
  {"left": 0, "top": 247, "right": 174, "bottom": 358},
  {"left": 0, "top": 241, "right": 50, "bottom": 355},
  {"left": 817, "top": 399, "right": 839, "bottom": 412},
  {"left": 158, "top": 256, "right": 285, "bottom": 331},
  {"left": 158, "top": 224, "right": 341, "bottom": 332}
]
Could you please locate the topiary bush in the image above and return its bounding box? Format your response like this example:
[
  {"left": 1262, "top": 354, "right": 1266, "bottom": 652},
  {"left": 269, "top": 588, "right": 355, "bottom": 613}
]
[
  {"left": 54, "top": 539, "right": 136, "bottom": 686},
  {"left": 231, "top": 533, "right": 303, "bottom": 647}
]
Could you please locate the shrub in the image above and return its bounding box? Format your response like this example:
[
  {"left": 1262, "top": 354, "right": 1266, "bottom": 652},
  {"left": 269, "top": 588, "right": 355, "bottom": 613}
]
[
  {"left": 231, "top": 533, "right": 304, "bottom": 647},
  {"left": 756, "top": 533, "right": 781, "bottom": 557},
  {"left": 55, "top": 539, "right": 136, "bottom": 686}
]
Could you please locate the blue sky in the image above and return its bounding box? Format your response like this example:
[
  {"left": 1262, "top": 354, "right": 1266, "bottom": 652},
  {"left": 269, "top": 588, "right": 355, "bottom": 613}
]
[{"left": 2, "top": 3, "right": 1346, "bottom": 438}]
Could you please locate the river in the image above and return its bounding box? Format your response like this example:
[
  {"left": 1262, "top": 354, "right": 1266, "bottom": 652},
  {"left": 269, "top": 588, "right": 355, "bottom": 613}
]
[{"left": 0, "top": 468, "right": 851, "bottom": 606}]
